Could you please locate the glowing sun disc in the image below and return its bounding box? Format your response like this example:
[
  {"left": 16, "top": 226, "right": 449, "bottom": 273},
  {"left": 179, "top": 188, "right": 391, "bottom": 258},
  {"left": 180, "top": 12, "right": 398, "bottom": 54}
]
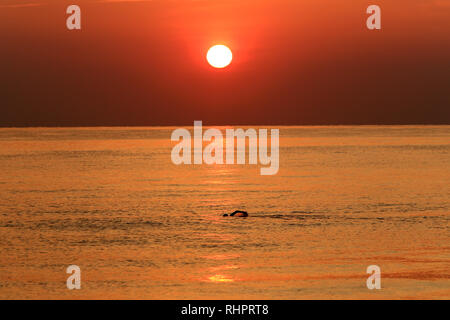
[{"left": 207, "top": 45, "right": 233, "bottom": 68}]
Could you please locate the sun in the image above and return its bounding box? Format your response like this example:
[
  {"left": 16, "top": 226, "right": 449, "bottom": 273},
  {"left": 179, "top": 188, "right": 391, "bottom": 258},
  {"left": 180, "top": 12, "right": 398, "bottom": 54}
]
[{"left": 207, "top": 45, "right": 233, "bottom": 69}]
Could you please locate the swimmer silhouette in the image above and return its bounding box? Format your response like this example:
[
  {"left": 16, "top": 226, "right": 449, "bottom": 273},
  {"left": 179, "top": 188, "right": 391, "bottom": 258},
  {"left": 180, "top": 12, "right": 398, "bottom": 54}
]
[{"left": 223, "top": 210, "right": 248, "bottom": 217}]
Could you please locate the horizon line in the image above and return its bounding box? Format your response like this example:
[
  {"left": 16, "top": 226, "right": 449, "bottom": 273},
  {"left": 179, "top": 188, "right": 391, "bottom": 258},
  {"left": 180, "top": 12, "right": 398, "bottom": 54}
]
[{"left": 0, "top": 123, "right": 449, "bottom": 129}]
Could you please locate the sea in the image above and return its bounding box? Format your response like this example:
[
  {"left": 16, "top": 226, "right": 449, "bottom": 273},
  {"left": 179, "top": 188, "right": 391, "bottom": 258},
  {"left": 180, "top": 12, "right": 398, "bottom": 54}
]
[{"left": 0, "top": 126, "right": 448, "bottom": 299}]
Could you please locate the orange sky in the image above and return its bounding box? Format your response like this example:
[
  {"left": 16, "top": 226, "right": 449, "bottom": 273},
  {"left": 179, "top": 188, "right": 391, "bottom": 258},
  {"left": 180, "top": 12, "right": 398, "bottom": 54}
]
[{"left": 0, "top": 0, "right": 449, "bottom": 126}]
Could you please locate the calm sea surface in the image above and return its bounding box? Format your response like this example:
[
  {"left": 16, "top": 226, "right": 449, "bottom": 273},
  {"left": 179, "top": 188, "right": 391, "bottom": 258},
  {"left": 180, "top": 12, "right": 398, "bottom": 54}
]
[{"left": 0, "top": 126, "right": 448, "bottom": 299}]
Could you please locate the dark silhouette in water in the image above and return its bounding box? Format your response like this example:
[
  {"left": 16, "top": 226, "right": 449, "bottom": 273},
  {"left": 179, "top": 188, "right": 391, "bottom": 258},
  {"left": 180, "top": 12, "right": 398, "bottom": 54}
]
[{"left": 223, "top": 210, "right": 248, "bottom": 217}]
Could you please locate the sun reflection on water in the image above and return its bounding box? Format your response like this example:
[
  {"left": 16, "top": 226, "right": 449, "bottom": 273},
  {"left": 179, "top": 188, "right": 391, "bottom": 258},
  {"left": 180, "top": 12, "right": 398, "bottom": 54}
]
[
  {"left": 204, "top": 254, "right": 241, "bottom": 283},
  {"left": 208, "top": 274, "right": 235, "bottom": 283}
]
